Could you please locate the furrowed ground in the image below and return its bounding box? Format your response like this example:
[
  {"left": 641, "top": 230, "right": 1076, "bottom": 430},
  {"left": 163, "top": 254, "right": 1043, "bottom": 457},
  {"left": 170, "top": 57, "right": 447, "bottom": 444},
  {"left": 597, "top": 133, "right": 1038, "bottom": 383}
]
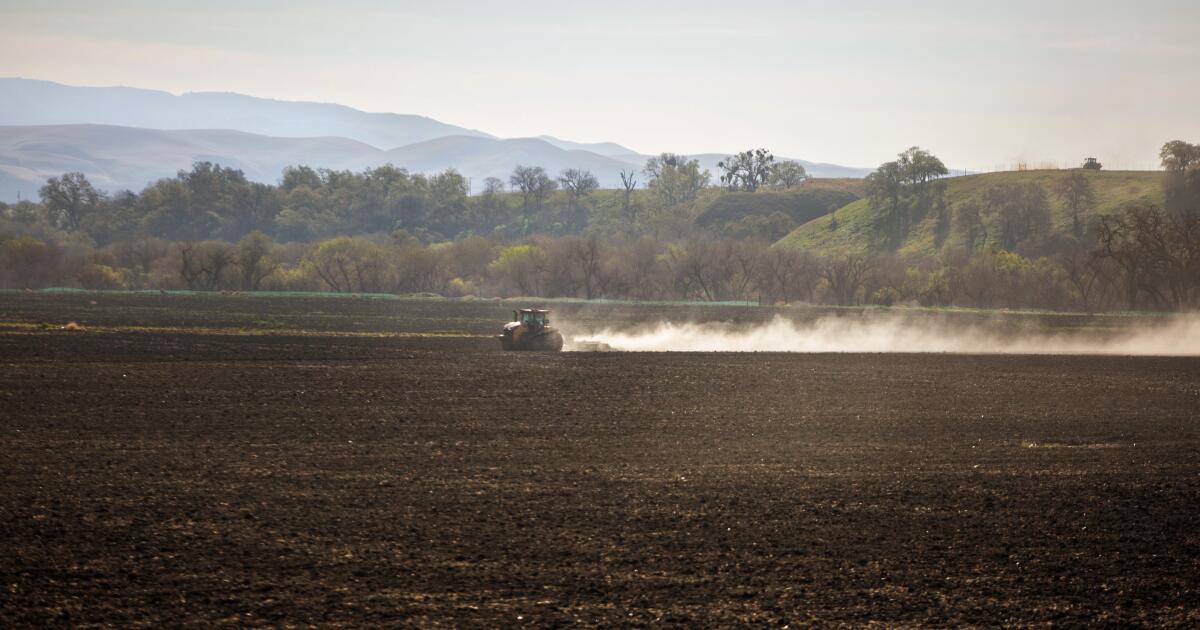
[{"left": 1, "top": 292, "right": 1198, "bottom": 626}]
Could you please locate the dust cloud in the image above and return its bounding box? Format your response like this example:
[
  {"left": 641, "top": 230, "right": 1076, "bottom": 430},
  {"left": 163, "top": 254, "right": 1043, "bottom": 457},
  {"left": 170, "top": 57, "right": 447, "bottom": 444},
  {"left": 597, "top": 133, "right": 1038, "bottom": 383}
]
[{"left": 566, "top": 314, "right": 1200, "bottom": 356}]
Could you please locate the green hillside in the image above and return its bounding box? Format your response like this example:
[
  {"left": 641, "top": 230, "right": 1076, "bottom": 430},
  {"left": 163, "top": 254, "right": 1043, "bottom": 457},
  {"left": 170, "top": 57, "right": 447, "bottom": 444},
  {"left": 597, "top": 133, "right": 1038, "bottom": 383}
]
[
  {"left": 774, "top": 170, "right": 1165, "bottom": 257},
  {"left": 695, "top": 180, "right": 864, "bottom": 227}
]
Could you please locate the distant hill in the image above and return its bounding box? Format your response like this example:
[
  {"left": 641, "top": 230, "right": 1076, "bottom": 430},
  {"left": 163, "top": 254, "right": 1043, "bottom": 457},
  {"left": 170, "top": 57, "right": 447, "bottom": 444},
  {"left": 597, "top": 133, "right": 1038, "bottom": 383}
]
[
  {"left": 0, "top": 124, "right": 384, "bottom": 199},
  {"left": 535, "top": 135, "right": 641, "bottom": 158},
  {"left": 774, "top": 169, "right": 1165, "bottom": 258},
  {"left": 0, "top": 78, "right": 493, "bottom": 149},
  {"left": 0, "top": 125, "right": 641, "bottom": 200},
  {"left": 381, "top": 136, "right": 645, "bottom": 188},
  {"left": 0, "top": 78, "right": 883, "bottom": 200},
  {"left": 684, "top": 153, "right": 873, "bottom": 180}
]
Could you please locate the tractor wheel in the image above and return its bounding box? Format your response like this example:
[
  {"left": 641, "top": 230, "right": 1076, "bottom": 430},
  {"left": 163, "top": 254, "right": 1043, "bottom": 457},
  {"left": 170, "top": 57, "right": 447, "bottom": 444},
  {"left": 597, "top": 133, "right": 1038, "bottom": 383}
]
[{"left": 543, "top": 331, "right": 564, "bottom": 352}]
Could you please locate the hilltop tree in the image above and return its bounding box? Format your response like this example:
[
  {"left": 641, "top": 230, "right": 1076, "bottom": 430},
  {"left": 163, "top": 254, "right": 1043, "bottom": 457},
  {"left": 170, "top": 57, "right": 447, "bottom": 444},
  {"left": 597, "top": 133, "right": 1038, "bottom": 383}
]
[
  {"left": 509, "top": 165, "right": 557, "bottom": 230},
  {"left": 865, "top": 161, "right": 906, "bottom": 247},
  {"left": 558, "top": 168, "right": 598, "bottom": 233},
  {"left": 643, "top": 153, "right": 708, "bottom": 207},
  {"left": 769, "top": 161, "right": 809, "bottom": 189},
  {"left": 1160, "top": 140, "right": 1200, "bottom": 213},
  {"left": 896, "top": 147, "right": 948, "bottom": 188},
  {"left": 482, "top": 177, "right": 506, "bottom": 195},
  {"left": 1055, "top": 170, "right": 1095, "bottom": 237},
  {"left": 865, "top": 147, "right": 949, "bottom": 249},
  {"left": 717, "top": 148, "right": 774, "bottom": 192}
]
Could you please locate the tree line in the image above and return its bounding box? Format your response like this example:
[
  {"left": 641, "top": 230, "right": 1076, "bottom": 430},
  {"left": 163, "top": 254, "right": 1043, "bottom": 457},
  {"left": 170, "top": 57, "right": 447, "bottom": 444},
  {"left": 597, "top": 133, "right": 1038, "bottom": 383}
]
[
  {"left": 6, "top": 150, "right": 811, "bottom": 247},
  {"left": 2, "top": 141, "right": 1197, "bottom": 311},
  {"left": 857, "top": 142, "right": 1200, "bottom": 310}
]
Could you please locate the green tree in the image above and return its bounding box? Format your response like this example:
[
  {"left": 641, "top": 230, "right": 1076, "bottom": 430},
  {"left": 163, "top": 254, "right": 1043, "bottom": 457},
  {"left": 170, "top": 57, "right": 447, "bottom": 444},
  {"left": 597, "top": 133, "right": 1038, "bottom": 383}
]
[
  {"left": 1160, "top": 140, "right": 1200, "bottom": 213},
  {"left": 509, "top": 165, "right": 557, "bottom": 231},
  {"left": 236, "top": 231, "right": 278, "bottom": 291},
  {"left": 866, "top": 147, "right": 949, "bottom": 249},
  {"left": 768, "top": 161, "right": 809, "bottom": 189},
  {"left": 983, "top": 182, "right": 1051, "bottom": 252},
  {"left": 40, "top": 172, "right": 103, "bottom": 232},
  {"left": 717, "top": 148, "right": 774, "bottom": 192},
  {"left": 0, "top": 235, "right": 63, "bottom": 288},
  {"left": 896, "top": 147, "right": 948, "bottom": 189},
  {"left": 1055, "top": 171, "right": 1095, "bottom": 237},
  {"left": 487, "top": 244, "right": 547, "bottom": 295},
  {"left": 954, "top": 202, "right": 988, "bottom": 252},
  {"left": 643, "top": 153, "right": 709, "bottom": 206},
  {"left": 428, "top": 168, "right": 469, "bottom": 237}
]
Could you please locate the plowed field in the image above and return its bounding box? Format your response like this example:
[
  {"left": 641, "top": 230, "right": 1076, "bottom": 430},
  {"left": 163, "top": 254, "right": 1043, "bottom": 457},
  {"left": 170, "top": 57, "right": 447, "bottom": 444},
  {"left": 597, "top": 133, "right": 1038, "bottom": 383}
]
[{"left": 2, "top": 293, "right": 1198, "bottom": 626}]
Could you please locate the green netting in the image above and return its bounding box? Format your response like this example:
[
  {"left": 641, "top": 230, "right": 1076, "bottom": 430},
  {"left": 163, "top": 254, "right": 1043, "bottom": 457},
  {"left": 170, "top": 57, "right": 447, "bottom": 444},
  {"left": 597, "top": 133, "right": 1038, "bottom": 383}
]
[
  {"left": 9, "top": 288, "right": 759, "bottom": 308},
  {"left": 2, "top": 288, "right": 1166, "bottom": 317}
]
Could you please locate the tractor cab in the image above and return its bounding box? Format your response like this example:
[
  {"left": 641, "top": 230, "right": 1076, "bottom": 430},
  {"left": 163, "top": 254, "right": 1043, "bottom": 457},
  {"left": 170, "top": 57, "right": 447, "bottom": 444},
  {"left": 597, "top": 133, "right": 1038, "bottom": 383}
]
[{"left": 515, "top": 309, "right": 549, "bottom": 331}]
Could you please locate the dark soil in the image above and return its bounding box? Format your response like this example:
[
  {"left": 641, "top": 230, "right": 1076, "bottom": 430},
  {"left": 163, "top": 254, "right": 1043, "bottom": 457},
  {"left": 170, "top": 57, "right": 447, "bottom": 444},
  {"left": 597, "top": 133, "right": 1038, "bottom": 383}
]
[{"left": 1, "top": 293, "right": 1198, "bottom": 626}]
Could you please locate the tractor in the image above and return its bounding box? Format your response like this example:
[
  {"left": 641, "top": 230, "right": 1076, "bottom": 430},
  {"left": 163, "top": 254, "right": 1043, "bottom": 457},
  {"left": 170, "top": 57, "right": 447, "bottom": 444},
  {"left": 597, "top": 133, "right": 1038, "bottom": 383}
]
[{"left": 499, "top": 308, "right": 564, "bottom": 351}]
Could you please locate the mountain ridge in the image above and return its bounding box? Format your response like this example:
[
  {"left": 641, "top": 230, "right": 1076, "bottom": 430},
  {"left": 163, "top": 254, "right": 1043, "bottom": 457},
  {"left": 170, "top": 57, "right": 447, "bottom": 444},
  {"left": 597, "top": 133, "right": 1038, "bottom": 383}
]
[
  {"left": 0, "top": 124, "right": 644, "bottom": 200},
  {"left": 0, "top": 77, "right": 494, "bottom": 149},
  {"left": 0, "top": 78, "right": 877, "bottom": 201}
]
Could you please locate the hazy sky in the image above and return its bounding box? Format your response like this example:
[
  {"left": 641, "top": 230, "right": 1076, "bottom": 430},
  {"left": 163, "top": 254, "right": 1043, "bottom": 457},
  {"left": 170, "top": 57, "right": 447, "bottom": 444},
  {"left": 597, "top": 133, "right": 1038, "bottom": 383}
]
[{"left": 2, "top": 0, "right": 1198, "bottom": 170}]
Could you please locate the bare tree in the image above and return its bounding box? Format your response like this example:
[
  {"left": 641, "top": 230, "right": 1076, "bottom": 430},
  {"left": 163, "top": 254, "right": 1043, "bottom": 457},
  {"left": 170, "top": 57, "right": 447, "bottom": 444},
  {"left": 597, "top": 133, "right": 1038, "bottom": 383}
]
[
  {"left": 110, "top": 237, "right": 169, "bottom": 283},
  {"left": 1057, "top": 246, "right": 1115, "bottom": 313},
  {"left": 1094, "top": 202, "right": 1200, "bottom": 310},
  {"left": 819, "top": 254, "right": 874, "bottom": 305},
  {"left": 755, "top": 247, "right": 819, "bottom": 304},
  {"left": 178, "top": 241, "right": 236, "bottom": 291},
  {"left": 558, "top": 168, "right": 599, "bottom": 233},
  {"left": 482, "top": 177, "right": 506, "bottom": 195},
  {"left": 236, "top": 231, "right": 278, "bottom": 291},
  {"left": 303, "top": 236, "right": 390, "bottom": 294},
  {"left": 552, "top": 236, "right": 608, "bottom": 299},
  {"left": 619, "top": 169, "right": 639, "bottom": 222}
]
